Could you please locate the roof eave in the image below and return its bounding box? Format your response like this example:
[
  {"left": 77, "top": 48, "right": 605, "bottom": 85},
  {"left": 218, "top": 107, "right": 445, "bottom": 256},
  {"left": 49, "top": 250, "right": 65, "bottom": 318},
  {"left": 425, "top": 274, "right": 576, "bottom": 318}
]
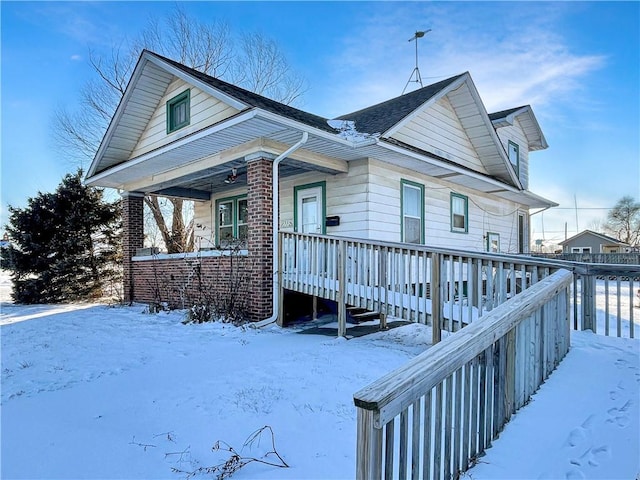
[
  {"left": 492, "top": 105, "right": 548, "bottom": 151},
  {"left": 86, "top": 52, "right": 150, "bottom": 179},
  {"left": 86, "top": 50, "right": 252, "bottom": 181}
]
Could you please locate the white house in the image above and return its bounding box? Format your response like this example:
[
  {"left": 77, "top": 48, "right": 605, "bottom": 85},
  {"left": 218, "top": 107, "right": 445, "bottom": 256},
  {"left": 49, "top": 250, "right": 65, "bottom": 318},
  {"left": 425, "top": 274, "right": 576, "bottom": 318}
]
[{"left": 85, "top": 50, "right": 556, "bottom": 320}]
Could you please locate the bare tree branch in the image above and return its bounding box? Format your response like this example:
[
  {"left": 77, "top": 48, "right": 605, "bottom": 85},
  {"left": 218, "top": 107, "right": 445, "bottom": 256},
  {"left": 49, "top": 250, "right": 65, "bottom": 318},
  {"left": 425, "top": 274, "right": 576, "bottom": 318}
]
[{"left": 53, "top": 6, "right": 307, "bottom": 253}]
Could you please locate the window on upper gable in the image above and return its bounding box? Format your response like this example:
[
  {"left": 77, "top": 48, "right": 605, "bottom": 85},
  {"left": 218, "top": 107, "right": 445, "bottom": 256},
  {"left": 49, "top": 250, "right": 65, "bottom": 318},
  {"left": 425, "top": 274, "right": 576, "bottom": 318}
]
[
  {"left": 167, "top": 90, "right": 190, "bottom": 134},
  {"left": 508, "top": 141, "right": 519, "bottom": 176},
  {"left": 450, "top": 193, "right": 468, "bottom": 233}
]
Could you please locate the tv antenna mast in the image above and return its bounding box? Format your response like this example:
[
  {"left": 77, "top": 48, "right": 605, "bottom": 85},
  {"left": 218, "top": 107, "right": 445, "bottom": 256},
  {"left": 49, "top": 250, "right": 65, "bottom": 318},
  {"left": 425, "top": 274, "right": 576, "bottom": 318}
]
[{"left": 402, "top": 29, "right": 431, "bottom": 95}]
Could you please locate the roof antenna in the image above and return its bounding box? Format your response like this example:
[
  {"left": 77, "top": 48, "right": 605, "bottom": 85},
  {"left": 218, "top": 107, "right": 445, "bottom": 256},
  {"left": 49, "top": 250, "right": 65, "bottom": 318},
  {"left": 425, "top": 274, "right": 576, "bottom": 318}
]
[{"left": 402, "top": 29, "right": 431, "bottom": 95}]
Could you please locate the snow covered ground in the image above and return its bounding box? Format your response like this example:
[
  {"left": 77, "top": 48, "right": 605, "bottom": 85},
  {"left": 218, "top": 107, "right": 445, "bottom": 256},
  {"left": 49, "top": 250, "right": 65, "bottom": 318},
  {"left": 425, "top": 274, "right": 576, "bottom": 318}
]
[{"left": 1, "top": 277, "right": 638, "bottom": 479}]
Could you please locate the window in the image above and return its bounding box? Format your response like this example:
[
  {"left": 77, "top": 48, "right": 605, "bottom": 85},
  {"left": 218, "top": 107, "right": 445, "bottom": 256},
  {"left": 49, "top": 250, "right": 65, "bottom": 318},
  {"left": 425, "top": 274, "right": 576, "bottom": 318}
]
[
  {"left": 401, "top": 180, "right": 424, "bottom": 243},
  {"left": 486, "top": 232, "right": 500, "bottom": 253},
  {"left": 571, "top": 247, "right": 591, "bottom": 254},
  {"left": 166, "top": 90, "right": 190, "bottom": 133},
  {"left": 508, "top": 141, "right": 519, "bottom": 175},
  {"left": 216, "top": 195, "right": 247, "bottom": 244},
  {"left": 450, "top": 193, "right": 468, "bottom": 233}
]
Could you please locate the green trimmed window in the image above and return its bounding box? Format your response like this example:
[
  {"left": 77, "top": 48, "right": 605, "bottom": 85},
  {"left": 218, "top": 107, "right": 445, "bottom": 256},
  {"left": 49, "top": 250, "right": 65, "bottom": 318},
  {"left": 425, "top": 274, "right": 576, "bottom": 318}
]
[
  {"left": 450, "top": 193, "right": 468, "bottom": 233},
  {"left": 486, "top": 232, "right": 500, "bottom": 253},
  {"left": 508, "top": 141, "right": 519, "bottom": 175},
  {"left": 216, "top": 195, "right": 248, "bottom": 244},
  {"left": 166, "top": 90, "right": 190, "bottom": 133},
  {"left": 401, "top": 179, "right": 425, "bottom": 244}
]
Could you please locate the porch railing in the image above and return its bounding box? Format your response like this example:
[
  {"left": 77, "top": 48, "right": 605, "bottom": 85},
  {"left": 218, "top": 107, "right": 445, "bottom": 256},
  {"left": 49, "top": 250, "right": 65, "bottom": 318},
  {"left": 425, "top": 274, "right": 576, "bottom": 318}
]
[
  {"left": 279, "top": 232, "right": 639, "bottom": 339},
  {"left": 353, "top": 268, "right": 573, "bottom": 480},
  {"left": 280, "top": 232, "right": 561, "bottom": 339}
]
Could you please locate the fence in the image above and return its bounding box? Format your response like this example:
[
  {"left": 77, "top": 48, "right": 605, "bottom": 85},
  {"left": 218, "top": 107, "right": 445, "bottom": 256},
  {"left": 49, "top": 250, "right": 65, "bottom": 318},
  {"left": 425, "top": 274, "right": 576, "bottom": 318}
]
[
  {"left": 532, "top": 252, "right": 640, "bottom": 265},
  {"left": 353, "top": 269, "right": 573, "bottom": 479}
]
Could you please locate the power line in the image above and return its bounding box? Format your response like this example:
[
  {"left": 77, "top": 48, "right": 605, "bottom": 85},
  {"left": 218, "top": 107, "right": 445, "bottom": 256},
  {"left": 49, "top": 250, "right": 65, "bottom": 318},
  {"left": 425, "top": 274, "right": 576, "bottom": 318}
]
[{"left": 550, "top": 207, "right": 614, "bottom": 210}]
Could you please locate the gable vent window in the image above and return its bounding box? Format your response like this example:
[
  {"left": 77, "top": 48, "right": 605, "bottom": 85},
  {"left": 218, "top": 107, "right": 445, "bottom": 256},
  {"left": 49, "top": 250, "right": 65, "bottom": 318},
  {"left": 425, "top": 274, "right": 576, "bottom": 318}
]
[
  {"left": 166, "top": 89, "right": 190, "bottom": 134},
  {"left": 508, "top": 140, "right": 519, "bottom": 176}
]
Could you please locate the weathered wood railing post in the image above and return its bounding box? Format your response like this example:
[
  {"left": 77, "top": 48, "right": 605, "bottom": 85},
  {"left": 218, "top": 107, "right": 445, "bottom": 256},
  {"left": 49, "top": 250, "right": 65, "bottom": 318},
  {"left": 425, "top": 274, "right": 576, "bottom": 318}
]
[
  {"left": 338, "top": 239, "right": 347, "bottom": 337},
  {"left": 355, "top": 408, "right": 382, "bottom": 480},
  {"left": 379, "top": 247, "right": 388, "bottom": 330},
  {"left": 277, "top": 232, "right": 286, "bottom": 326},
  {"left": 431, "top": 252, "right": 442, "bottom": 344},
  {"left": 581, "top": 271, "right": 596, "bottom": 332},
  {"left": 504, "top": 328, "right": 516, "bottom": 422}
]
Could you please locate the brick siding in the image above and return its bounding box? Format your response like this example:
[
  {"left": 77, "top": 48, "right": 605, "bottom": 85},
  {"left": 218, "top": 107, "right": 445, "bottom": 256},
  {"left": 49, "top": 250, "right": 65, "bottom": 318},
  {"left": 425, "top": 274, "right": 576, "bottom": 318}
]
[
  {"left": 121, "top": 192, "right": 144, "bottom": 303},
  {"left": 124, "top": 156, "right": 276, "bottom": 321},
  {"left": 132, "top": 254, "right": 252, "bottom": 313}
]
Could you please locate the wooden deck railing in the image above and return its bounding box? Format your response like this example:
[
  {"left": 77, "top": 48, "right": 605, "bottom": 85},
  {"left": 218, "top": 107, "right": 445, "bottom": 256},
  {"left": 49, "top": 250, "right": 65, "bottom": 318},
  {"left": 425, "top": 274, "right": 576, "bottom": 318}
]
[
  {"left": 353, "top": 269, "right": 573, "bottom": 480},
  {"left": 280, "top": 232, "right": 561, "bottom": 339},
  {"left": 277, "top": 233, "right": 637, "bottom": 478},
  {"left": 571, "top": 263, "right": 639, "bottom": 338},
  {"left": 279, "top": 232, "right": 639, "bottom": 339}
]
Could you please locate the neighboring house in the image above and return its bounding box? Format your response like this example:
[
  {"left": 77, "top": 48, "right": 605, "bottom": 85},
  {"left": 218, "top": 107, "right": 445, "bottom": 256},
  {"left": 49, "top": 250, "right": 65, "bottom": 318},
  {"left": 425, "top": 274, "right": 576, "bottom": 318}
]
[
  {"left": 85, "top": 50, "right": 556, "bottom": 319},
  {"left": 559, "top": 230, "right": 630, "bottom": 254}
]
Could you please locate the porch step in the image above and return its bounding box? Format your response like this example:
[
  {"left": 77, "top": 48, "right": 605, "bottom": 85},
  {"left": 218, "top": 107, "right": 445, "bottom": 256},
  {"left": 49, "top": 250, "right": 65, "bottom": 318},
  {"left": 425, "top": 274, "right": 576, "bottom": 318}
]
[{"left": 347, "top": 306, "right": 380, "bottom": 323}]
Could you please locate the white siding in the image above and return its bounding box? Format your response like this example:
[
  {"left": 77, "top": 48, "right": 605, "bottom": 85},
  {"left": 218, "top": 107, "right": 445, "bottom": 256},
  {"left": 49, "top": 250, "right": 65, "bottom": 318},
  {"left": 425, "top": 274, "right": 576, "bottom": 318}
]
[
  {"left": 494, "top": 118, "right": 530, "bottom": 189},
  {"left": 391, "top": 96, "right": 489, "bottom": 174},
  {"left": 131, "top": 78, "right": 240, "bottom": 159},
  {"left": 193, "top": 200, "right": 215, "bottom": 249},
  {"left": 191, "top": 157, "right": 528, "bottom": 254},
  {"left": 366, "top": 159, "right": 528, "bottom": 253},
  {"left": 280, "top": 159, "right": 371, "bottom": 238}
]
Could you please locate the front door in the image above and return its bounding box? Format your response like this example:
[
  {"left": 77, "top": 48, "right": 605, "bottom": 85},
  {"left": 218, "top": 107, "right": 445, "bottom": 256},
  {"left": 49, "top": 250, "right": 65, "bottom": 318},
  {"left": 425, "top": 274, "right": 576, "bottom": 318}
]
[
  {"left": 295, "top": 184, "right": 325, "bottom": 273},
  {"left": 296, "top": 185, "right": 324, "bottom": 234}
]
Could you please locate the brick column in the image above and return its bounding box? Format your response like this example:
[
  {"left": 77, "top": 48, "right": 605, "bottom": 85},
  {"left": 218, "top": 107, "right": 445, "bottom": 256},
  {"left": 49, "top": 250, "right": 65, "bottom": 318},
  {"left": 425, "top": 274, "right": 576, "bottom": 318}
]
[
  {"left": 121, "top": 191, "right": 144, "bottom": 304},
  {"left": 246, "top": 155, "right": 275, "bottom": 321}
]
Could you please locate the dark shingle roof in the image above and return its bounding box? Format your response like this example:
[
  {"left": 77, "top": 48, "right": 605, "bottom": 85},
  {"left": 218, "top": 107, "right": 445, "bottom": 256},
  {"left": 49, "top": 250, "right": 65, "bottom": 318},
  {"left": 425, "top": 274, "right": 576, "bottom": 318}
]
[
  {"left": 151, "top": 51, "right": 468, "bottom": 138},
  {"left": 336, "top": 73, "right": 466, "bottom": 135},
  {"left": 488, "top": 106, "right": 528, "bottom": 121},
  {"left": 147, "top": 50, "right": 336, "bottom": 133}
]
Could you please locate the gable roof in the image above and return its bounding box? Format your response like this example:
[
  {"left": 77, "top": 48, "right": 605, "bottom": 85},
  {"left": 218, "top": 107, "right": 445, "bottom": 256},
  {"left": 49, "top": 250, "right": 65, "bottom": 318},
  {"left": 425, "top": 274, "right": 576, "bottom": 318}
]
[
  {"left": 150, "top": 51, "right": 335, "bottom": 134},
  {"left": 336, "top": 74, "right": 466, "bottom": 135},
  {"left": 559, "top": 230, "right": 629, "bottom": 246},
  {"left": 489, "top": 105, "right": 548, "bottom": 151},
  {"left": 488, "top": 107, "right": 523, "bottom": 121},
  {"left": 85, "top": 50, "right": 556, "bottom": 209}
]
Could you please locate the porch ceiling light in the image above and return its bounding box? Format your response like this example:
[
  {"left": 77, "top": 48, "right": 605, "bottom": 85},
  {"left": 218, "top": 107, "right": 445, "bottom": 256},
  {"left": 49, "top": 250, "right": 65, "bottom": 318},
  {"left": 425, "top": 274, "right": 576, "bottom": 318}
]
[{"left": 224, "top": 168, "right": 238, "bottom": 184}]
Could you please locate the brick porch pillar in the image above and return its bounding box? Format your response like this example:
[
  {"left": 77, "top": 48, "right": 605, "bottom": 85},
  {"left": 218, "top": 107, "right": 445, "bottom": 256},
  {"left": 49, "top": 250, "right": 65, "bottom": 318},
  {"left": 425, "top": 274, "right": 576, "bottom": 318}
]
[
  {"left": 121, "top": 191, "right": 144, "bottom": 304},
  {"left": 246, "top": 154, "right": 276, "bottom": 321}
]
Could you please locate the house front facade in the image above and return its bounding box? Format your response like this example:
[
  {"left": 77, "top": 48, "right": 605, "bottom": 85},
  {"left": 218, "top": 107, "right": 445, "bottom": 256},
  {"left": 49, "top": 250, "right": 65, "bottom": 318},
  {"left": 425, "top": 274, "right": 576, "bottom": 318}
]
[{"left": 85, "top": 50, "right": 556, "bottom": 320}]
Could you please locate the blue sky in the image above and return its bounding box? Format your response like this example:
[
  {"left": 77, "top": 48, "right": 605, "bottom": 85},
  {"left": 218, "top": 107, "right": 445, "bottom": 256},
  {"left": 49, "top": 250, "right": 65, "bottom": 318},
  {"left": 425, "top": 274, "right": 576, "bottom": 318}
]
[{"left": 2, "top": 1, "right": 639, "bottom": 247}]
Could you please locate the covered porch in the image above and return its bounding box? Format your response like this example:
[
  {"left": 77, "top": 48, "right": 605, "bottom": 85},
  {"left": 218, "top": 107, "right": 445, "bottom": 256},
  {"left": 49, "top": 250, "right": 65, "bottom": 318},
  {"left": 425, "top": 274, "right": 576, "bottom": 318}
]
[{"left": 114, "top": 130, "right": 350, "bottom": 321}]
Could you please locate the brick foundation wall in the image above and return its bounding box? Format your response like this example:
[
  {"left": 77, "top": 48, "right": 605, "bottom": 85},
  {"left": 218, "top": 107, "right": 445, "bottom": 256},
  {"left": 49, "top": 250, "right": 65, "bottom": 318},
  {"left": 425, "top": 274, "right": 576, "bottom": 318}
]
[{"left": 132, "top": 254, "right": 253, "bottom": 315}]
